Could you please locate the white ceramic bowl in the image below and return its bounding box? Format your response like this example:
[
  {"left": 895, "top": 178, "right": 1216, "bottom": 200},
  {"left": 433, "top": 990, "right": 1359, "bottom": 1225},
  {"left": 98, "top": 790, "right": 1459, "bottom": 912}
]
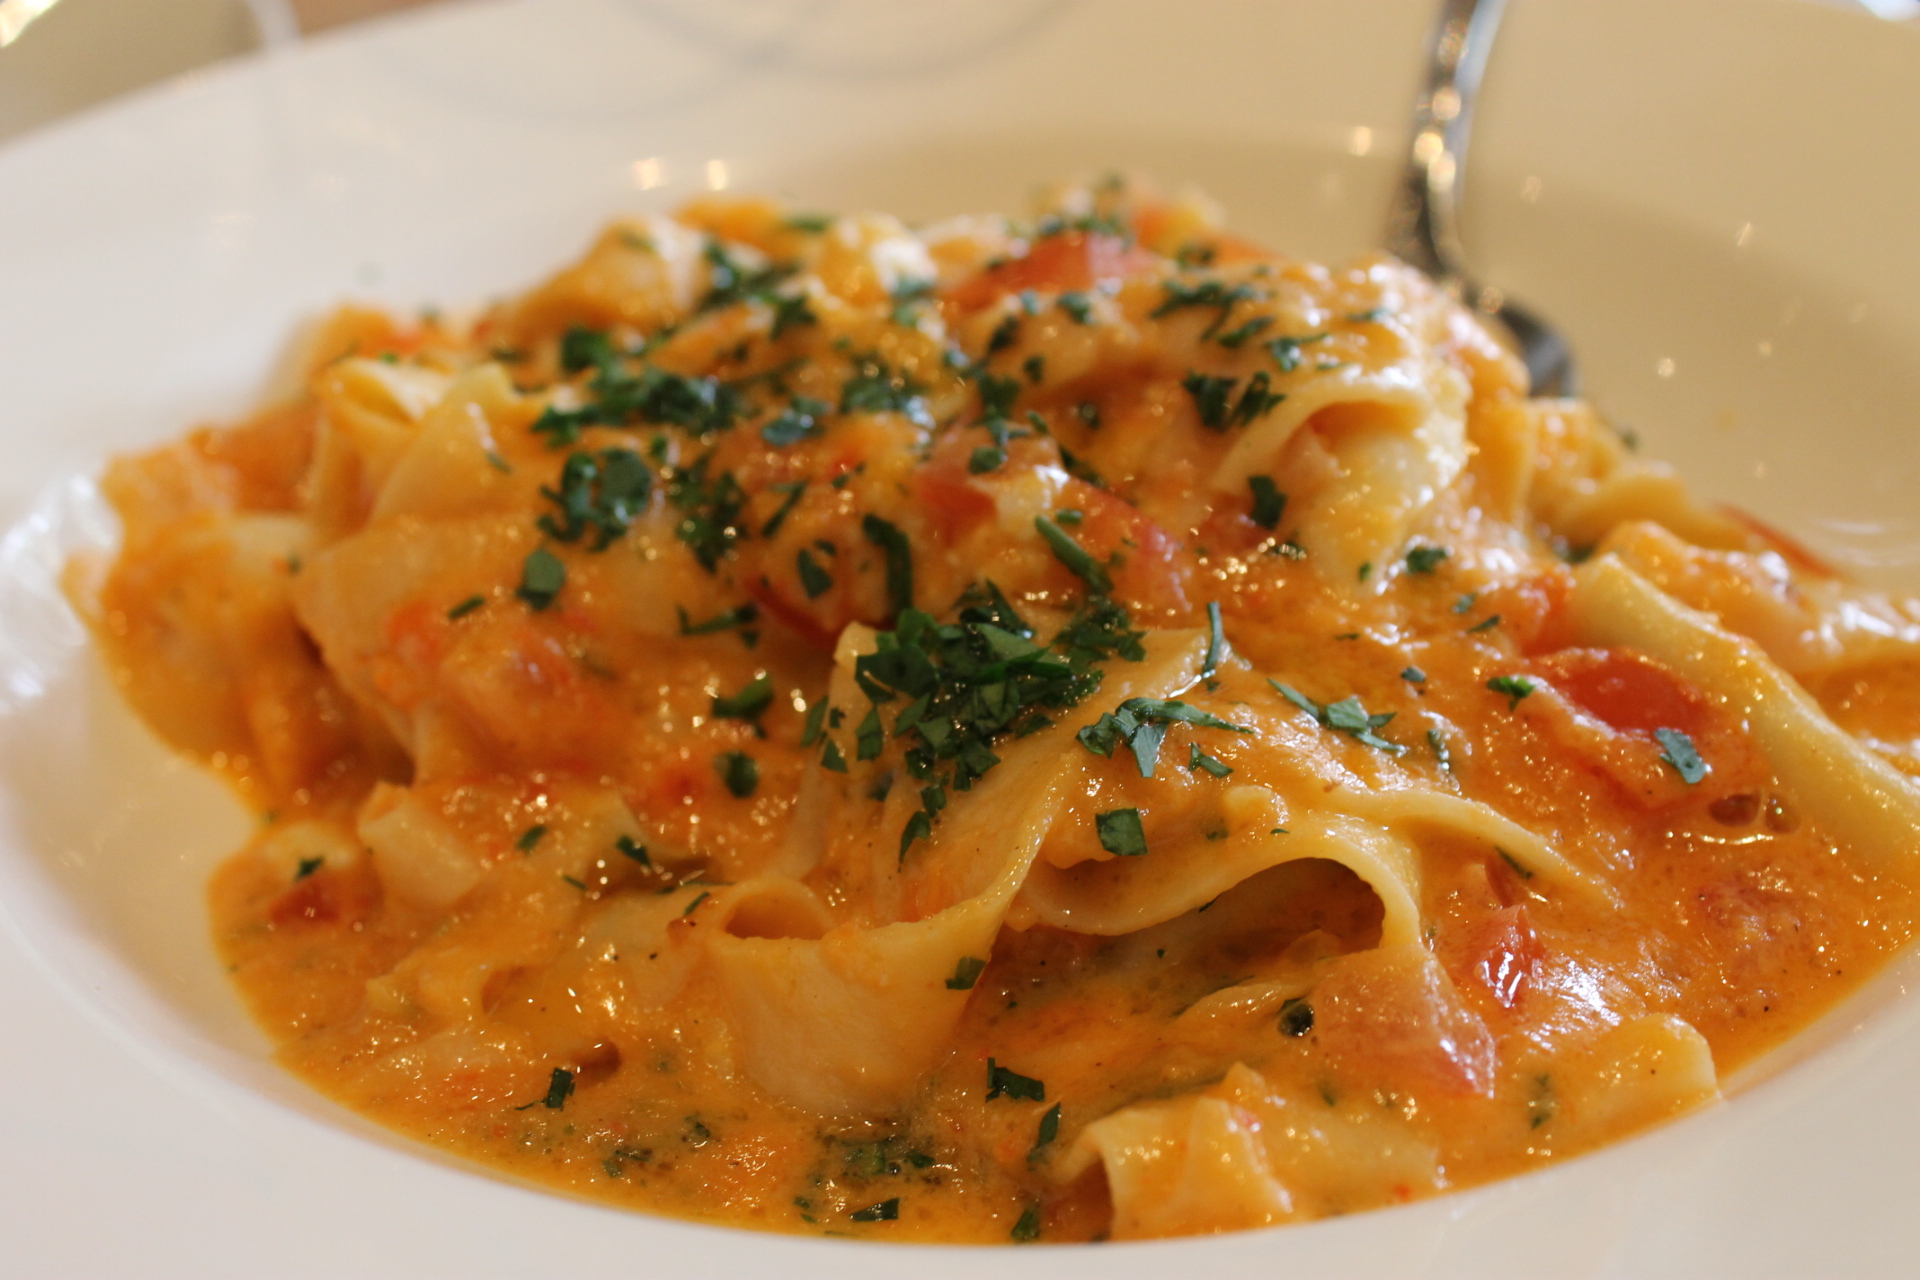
[{"left": 3, "top": 1, "right": 1919, "bottom": 1274}]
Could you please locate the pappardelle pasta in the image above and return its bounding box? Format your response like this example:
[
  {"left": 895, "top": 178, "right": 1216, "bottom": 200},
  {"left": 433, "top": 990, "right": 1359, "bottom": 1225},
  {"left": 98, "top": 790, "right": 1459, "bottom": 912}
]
[{"left": 73, "top": 178, "right": 1920, "bottom": 1242}]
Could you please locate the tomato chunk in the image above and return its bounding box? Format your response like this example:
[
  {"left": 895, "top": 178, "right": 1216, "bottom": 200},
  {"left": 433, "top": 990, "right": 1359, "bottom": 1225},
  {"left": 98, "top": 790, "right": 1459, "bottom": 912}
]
[
  {"left": 1533, "top": 647, "right": 1708, "bottom": 738},
  {"left": 944, "top": 232, "right": 1152, "bottom": 313}
]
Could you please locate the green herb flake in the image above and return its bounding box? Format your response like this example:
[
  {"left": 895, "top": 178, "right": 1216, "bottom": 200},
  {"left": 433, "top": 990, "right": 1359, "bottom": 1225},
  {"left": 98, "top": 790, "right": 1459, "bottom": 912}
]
[
  {"left": 516, "top": 824, "right": 548, "bottom": 853},
  {"left": 797, "top": 548, "right": 834, "bottom": 599},
  {"left": 1010, "top": 1203, "right": 1042, "bottom": 1244},
  {"left": 1216, "top": 314, "right": 1275, "bottom": 349},
  {"left": 1248, "top": 474, "right": 1287, "bottom": 529},
  {"left": 1655, "top": 727, "right": 1709, "bottom": 784},
  {"left": 862, "top": 514, "right": 915, "bottom": 614},
  {"left": 447, "top": 594, "right": 485, "bottom": 621},
  {"left": 678, "top": 602, "right": 759, "bottom": 637},
  {"left": 850, "top": 1198, "right": 899, "bottom": 1223},
  {"left": 517, "top": 547, "right": 567, "bottom": 611},
  {"left": 1189, "top": 743, "right": 1233, "bottom": 777},
  {"left": 759, "top": 397, "right": 828, "bottom": 447},
  {"left": 537, "top": 446, "right": 654, "bottom": 549},
  {"left": 1203, "top": 601, "right": 1227, "bottom": 677},
  {"left": 986, "top": 1057, "right": 1047, "bottom": 1102},
  {"left": 820, "top": 737, "right": 849, "bottom": 773},
  {"left": 711, "top": 674, "right": 774, "bottom": 721},
  {"left": 714, "top": 750, "right": 759, "bottom": 797},
  {"left": 1487, "top": 674, "right": 1535, "bottom": 710},
  {"left": 1095, "top": 807, "right": 1148, "bottom": 857},
  {"left": 1406, "top": 545, "right": 1450, "bottom": 574},
  {"left": 539, "top": 1067, "right": 574, "bottom": 1110},
  {"left": 1265, "top": 332, "right": 1330, "bottom": 372},
  {"left": 946, "top": 956, "right": 988, "bottom": 990},
  {"left": 1466, "top": 613, "right": 1503, "bottom": 633},
  {"left": 1495, "top": 846, "right": 1535, "bottom": 881},
  {"left": 970, "top": 445, "right": 1006, "bottom": 474},
  {"left": 615, "top": 834, "right": 651, "bottom": 868},
  {"left": 1035, "top": 515, "right": 1113, "bottom": 594},
  {"left": 294, "top": 856, "right": 323, "bottom": 881},
  {"left": 1027, "top": 1103, "right": 1062, "bottom": 1164},
  {"left": 1453, "top": 592, "right": 1478, "bottom": 614},
  {"left": 1182, "top": 371, "right": 1237, "bottom": 429},
  {"left": 1268, "top": 680, "right": 1403, "bottom": 753},
  {"left": 1402, "top": 666, "right": 1427, "bottom": 684}
]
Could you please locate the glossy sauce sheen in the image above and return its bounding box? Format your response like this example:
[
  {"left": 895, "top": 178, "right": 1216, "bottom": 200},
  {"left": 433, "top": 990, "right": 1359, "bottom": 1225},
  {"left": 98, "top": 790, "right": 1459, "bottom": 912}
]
[{"left": 81, "top": 181, "right": 1920, "bottom": 1242}]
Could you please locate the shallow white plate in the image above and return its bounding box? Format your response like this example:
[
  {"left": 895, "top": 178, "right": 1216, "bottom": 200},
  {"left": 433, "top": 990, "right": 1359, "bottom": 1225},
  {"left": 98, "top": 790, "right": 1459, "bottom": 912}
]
[{"left": 4, "top": 0, "right": 1920, "bottom": 1274}]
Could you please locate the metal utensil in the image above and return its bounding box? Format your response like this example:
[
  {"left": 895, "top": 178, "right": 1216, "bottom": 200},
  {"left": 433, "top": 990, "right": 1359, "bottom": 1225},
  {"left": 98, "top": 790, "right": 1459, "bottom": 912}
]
[{"left": 1385, "top": 0, "right": 1577, "bottom": 396}]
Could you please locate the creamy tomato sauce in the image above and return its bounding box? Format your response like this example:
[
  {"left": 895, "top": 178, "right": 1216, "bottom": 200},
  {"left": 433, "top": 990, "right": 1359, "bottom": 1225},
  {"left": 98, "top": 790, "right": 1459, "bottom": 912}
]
[{"left": 78, "top": 178, "right": 1920, "bottom": 1242}]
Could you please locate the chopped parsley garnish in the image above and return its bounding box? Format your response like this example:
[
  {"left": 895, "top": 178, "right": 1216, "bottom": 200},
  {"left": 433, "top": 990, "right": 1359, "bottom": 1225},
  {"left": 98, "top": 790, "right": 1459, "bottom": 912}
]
[
  {"left": 970, "top": 445, "right": 1006, "bottom": 474},
  {"left": 447, "top": 595, "right": 484, "bottom": 621},
  {"left": 1248, "top": 474, "right": 1287, "bottom": 529},
  {"left": 1466, "top": 613, "right": 1503, "bottom": 633},
  {"left": 699, "top": 238, "right": 796, "bottom": 313},
  {"left": 784, "top": 213, "right": 833, "bottom": 233},
  {"left": 1152, "top": 278, "right": 1260, "bottom": 338},
  {"left": 682, "top": 890, "right": 711, "bottom": 915},
  {"left": 1034, "top": 514, "right": 1112, "bottom": 594},
  {"left": 820, "top": 738, "right": 848, "bottom": 772},
  {"left": 768, "top": 291, "right": 816, "bottom": 340},
  {"left": 861, "top": 514, "right": 915, "bottom": 613},
  {"left": 1010, "top": 1204, "right": 1042, "bottom": 1244},
  {"left": 977, "top": 372, "right": 1022, "bottom": 422},
  {"left": 538, "top": 447, "right": 653, "bottom": 549},
  {"left": 1182, "top": 371, "right": 1236, "bottom": 429},
  {"left": 516, "top": 824, "right": 548, "bottom": 853},
  {"left": 1406, "top": 545, "right": 1450, "bottom": 574},
  {"left": 1189, "top": 743, "right": 1233, "bottom": 776},
  {"left": 1277, "top": 996, "right": 1314, "bottom": 1037},
  {"left": 1401, "top": 666, "right": 1427, "bottom": 684},
  {"left": 1655, "top": 727, "right": 1708, "bottom": 784},
  {"left": 986, "top": 314, "right": 1021, "bottom": 355},
  {"left": 797, "top": 549, "right": 833, "bottom": 598},
  {"left": 1487, "top": 675, "right": 1535, "bottom": 710},
  {"left": 1265, "top": 332, "right": 1329, "bottom": 372},
  {"left": 1216, "top": 314, "right": 1275, "bottom": 349},
  {"left": 1078, "top": 697, "right": 1253, "bottom": 777},
  {"left": 850, "top": 1198, "right": 899, "bottom": 1223},
  {"left": 1057, "top": 291, "right": 1095, "bottom": 324},
  {"left": 1182, "top": 370, "right": 1282, "bottom": 430},
  {"left": 1022, "top": 354, "right": 1045, "bottom": 385},
  {"left": 711, "top": 674, "right": 774, "bottom": 721},
  {"left": 986, "top": 1058, "right": 1046, "bottom": 1102},
  {"left": 714, "top": 750, "right": 759, "bottom": 797},
  {"left": 294, "top": 856, "right": 323, "bottom": 881},
  {"left": 1496, "top": 847, "right": 1534, "bottom": 881},
  {"left": 1204, "top": 601, "right": 1227, "bottom": 678},
  {"left": 759, "top": 396, "right": 829, "bottom": 447},
  {"left": 1052, "top": 508, "right": 1083, "bottom": 526},
  {"left": 516, "top": 547, "right": 566, "bottom": 610},
  {"left": 1027, "top": 1104, "right": 1062, "bottom": 1164},
  {"left": 840, "top": 354, "right": 932, "bottom": 426},
  {"left": 615, "top": 834, "right": 651, "bottom": 867},
  {"left": 1346, "top": 306, "right": 1389, "bottom": 323},
  {"left": 759, "top": 480, "right": 807, "bottom": 539},
  {"left": 536, "top": 1067, "right": 574, "bottom": 1110},
  {"left": 678, "top": 602, "right": 758, "bottom": 636},
  {"left": 946, "top": 956, "right": 988, "bottom": 990},
  {"left": 844, "top": 589, "right": 1140, "bottom": 851},
  {"left": 1095, "top": 807, "right": 1148, "bottom": 856},
  {"left": 1453, "top": 592, "right": 1478, "bottom": 614},
  {"left": 887, "top": 277, "right": 935, "bottom": 327},
  {"left": 1269, "top": 681, "right": 1404, "bottom": 753},
  {"left": 667, "top": 454, "right": 748, "bottom": 572}
]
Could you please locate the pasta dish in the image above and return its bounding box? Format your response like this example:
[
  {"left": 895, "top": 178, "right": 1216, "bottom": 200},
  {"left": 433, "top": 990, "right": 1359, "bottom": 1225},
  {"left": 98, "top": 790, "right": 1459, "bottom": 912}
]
[{"left": 72, "top": 178, "right": 1920, "bottom": 1242}]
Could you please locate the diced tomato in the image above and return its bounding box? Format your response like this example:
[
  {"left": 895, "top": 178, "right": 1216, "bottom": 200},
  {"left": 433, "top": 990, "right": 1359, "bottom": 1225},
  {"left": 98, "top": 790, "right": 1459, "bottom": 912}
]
[
  {"left": 1534, "top": 647, "right": 1708, "bottom": 738},
  {"left": 268, "top": 869, "right": 374, "bottom": 929},
  {"left": 944, "top": 233, "right": 1153, "bottom": 313},
  {"left": 1059, "top": 479, "right": 1194, "bottom": 618},
  {"left": 912, "top": 462, "right": 997, "bottom": 544},
  {"left": 1464, "top": 906, "right": 1541, "bottom": 1009}
]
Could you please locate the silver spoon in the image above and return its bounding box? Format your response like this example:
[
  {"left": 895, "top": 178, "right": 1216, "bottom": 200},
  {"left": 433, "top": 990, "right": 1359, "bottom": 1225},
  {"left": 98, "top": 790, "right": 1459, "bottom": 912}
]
[{"left": 1385, "top": 0, "right": 1578, "bottom": 397}]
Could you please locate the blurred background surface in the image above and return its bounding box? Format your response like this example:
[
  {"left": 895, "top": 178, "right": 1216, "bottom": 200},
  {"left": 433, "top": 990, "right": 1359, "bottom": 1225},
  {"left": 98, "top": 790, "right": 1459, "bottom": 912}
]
[{"left": 1, "top": 0, "right": 1915, "bottom": 146}]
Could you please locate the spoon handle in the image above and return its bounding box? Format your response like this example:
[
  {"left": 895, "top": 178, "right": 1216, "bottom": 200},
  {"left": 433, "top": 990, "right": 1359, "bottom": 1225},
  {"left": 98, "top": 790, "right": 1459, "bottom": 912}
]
[{"left": 1384, "top": 0, "right": 1508, "bottom": 285}]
